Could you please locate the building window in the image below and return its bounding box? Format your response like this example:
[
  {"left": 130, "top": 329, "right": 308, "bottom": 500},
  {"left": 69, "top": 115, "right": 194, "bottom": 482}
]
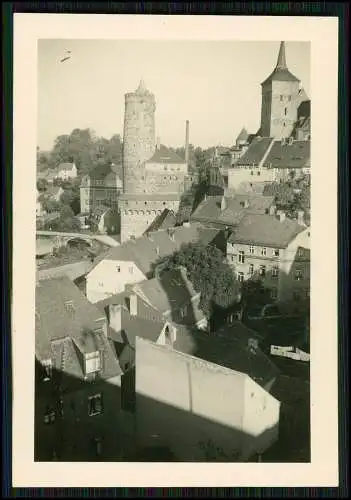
[
  {"left": 295, "top": 268, "right": 304, "bottom": 281},
  {"left": 270, "top": 287, "right": 278, "bottom": 300},
  {"left": 257, "top": 171, "right": 261, "bottom": 176},
  {"left": 231, "top": 255, "right": 235, "bottom": 262},
  {"left": 238, "top": 272, "right": 244, "bottom": 283},
  {"left": 164, "top": 166, "right": 167, "bottom": 170},
  {"left": 238, "top": 250, "right": 245, "bottom": 264},
  {"left": 297, "top": 248, "right": 304, "bottom": 257},
  {"left": 44, "top": 407, "right": 56, "bottom": 424},
  {"left": 273, "top": 248, "right": 280, "bottom": 257},
  {"left": 283, "top": 122, "right": 286, "bottom": 127},
  {"left": 284, "top": 107, "right": 288, "bottom": 116},
  {"left": 248, "top": 264, "right": 254, "bottom": 275},
  {"left": 129, "top": 267, "right": 134, "bottom": 274},
  {"left": 288, "top": 95, "right": 292, "bottom": 101},
  {"left": 88, "top": 394, "right": 103, "bottom": 416},
  {"left": 259, "top": 266, "right": 266, "bottom": 277},
  {"left": 85, "top": 351, "right": 101, "bottom": 375},
  {"left": 272, "top": 266, "right": 279, "bottom": 279},
  {"left": 117, "top": 266, "right": 121, "bottom": 272},
  {"left": 250, "top": 171, "right": 254, "bottom": 176},
  {"left": 249, "top": 245, "right": 255, "bottom": 254},
  {"left": 280, "top": 95, "right": 283, "bottom": 101},
  {"left": 261, "top": 247, "right": 267, "bottom": 256},
  {"left": 42, "top": 359, "right": 52, "bottom": 382}
]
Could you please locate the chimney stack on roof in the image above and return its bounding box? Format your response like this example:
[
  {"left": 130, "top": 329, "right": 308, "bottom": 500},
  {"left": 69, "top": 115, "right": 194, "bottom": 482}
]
[
  {"left": 277, "top": 210, "right": 286, "bottom": 222},
  {"left": 185, "top": 120, "right": 190, "bottom": 165}
]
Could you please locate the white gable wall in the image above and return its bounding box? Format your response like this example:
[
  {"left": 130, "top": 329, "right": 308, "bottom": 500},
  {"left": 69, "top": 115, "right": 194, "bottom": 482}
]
[{"left": 86, "top": 259, "right": 147, "bottom": 303}]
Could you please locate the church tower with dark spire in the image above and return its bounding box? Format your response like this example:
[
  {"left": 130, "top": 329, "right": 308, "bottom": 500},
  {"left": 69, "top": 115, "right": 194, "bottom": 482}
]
[{"left": 260, "top": 41, "right": 302, "bottom": 139}]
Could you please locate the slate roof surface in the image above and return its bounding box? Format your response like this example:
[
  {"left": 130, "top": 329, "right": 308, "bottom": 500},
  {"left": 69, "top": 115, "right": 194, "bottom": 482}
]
[
  {"left": 236, "top": 138, "right": 274, "bottom": 166},
  {"left": 108, "top": 307, "right": 165, "bottom": 346},
  {"left": 228, "top": 213, "right": 305, "bottom": 248},
  {"left": 144, "top": 209, "right": 177, "bottom": 234},
  {"left": 58, "top": 162, "right": 75, "bottom": 172},
  {"left": 134, "top": 268, "right": 200, "bottom": 316}
]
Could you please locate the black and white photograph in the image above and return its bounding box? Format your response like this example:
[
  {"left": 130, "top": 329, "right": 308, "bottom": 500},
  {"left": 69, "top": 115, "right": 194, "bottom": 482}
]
[{"left": 12, "top": 14, "right": 339, "bottom": 488}]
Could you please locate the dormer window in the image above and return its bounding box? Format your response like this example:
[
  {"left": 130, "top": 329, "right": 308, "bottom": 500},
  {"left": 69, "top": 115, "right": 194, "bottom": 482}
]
[{"left": 85, "top": 351, "right": 101, "bottom": 375}]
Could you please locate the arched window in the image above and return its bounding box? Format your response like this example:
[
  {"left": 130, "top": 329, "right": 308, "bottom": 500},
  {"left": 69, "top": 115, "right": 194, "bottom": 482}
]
[
  {"left": 146, "top": 210, "right": 150, "bottom": 215},
  {"left": 134, "top": 210, "right": 139, "bottom": 215},
  {"left": 128, "top": 210, "right": 133, "bottom": 215},
  {"left": 139, "top": 210, "right": 144, "bottom": 215}
]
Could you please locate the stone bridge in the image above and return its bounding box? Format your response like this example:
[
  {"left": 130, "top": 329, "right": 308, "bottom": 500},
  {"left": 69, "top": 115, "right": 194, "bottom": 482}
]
[{"left": 36, "top": 230, "right": 119, "bottom": 248}]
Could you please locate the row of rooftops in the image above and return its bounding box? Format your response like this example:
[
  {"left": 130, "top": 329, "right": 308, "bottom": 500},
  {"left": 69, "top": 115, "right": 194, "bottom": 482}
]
[{"left": 36, "top": 272, "right": 280, "bottom": 392}]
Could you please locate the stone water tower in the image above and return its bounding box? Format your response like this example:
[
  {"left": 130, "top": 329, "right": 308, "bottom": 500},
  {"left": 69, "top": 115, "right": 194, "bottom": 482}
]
[{"left": 122, "top": 79, "right": 156, "bottom": 194}]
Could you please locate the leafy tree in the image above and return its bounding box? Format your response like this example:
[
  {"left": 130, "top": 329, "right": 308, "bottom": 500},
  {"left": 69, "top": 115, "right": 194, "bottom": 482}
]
[
  {"left": 37, "top": 178, "right": 48, "bottom": 192},
  {"left": 155, "top": 242, "right": 239, "bottom": 321}
]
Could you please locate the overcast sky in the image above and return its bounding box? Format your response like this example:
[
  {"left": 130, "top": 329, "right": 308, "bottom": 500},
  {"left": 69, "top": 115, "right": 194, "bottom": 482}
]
[{"left": 37, "top": 40, "right": 310, "bottom": 151}]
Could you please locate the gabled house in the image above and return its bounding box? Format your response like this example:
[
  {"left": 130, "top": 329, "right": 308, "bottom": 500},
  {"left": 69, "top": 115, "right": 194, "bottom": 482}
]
[{"left": 35, "top": 276, "right": 124, "bottom": 461}]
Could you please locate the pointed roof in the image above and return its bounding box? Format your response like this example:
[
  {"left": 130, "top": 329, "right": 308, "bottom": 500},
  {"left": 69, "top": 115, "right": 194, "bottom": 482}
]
[
  {"left": 262, "top": 41, "right": 300, "bottom": 86},
  {"left": 236, "top": 127, "right": 249, "bottom": 143},
  {"left": 276, "top": 40, "right": 287, "bottom": 69},
  {"left": 136, "top": 78, "right": 148, "bottom": 94}
]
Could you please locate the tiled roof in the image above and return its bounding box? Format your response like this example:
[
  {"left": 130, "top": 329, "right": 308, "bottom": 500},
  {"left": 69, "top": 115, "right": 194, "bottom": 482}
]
[
  {"left": 236, "top": 137, "right": 273, "bottom": 166},
  {"left": 88, "top": 163, "right": 116, "bottom": 180},
  {"left": 36, "top": 238, "right": 54, "bottom": 257},
  {"left": 144, "top": 209, "right": 177, "bottom": 234},
  {"left": 146, "top": 147, "right": 186, "bottom": 165},
  {"left": 38, "top": 261, "right": 93, "bottom": 282},
  {"left": 119, "top": 193, "right": 181, "bottom": 202},
  {"left": 263, "top": 140, "right": 310, "bottom": 169},
  {"left": 58, "top": 162, "right": 75, "bottom": 172},
  {"left": 92, "top": 223, "right": 220, "bottom": 276},
  {"left": 191, "top": 193, "right": 274, "bottom": 226},
  {"left": 229, "top": 213, "right": 305, "bottom": 248},
  {"left": 36, "top": 276, "right": 105, "bottom": 356},
  {"left": 35, "top": 277, "right": 121, "bottom": 383}
]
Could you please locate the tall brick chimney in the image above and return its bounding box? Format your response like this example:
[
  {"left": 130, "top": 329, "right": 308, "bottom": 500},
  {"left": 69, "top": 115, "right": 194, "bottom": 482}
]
[{"left": 185, "top": 120, "right": 190, "bottom": 165}]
